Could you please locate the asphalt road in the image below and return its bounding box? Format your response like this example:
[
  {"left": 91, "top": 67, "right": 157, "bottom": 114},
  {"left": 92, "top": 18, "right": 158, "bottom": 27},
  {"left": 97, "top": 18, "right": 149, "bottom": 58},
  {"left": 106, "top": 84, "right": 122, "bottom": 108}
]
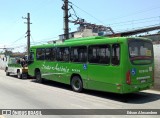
[{"left": 0, "top": 69, "right": 160, "bottom": 118}]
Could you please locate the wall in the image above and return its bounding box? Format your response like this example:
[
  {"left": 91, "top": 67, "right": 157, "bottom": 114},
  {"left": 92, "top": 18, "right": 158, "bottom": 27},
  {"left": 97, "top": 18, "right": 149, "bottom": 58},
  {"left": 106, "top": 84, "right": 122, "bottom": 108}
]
[{"left": 153, "top": 44, "right": 160, "bottom": 90}]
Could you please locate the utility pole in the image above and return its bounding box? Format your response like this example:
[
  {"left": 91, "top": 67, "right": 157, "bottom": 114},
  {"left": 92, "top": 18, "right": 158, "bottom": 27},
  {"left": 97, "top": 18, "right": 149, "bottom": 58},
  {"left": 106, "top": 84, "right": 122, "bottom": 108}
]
[
  {"left": 62, "top": 0, "right": 69, "bottom": 40},
  {"left": 22, "top": 13, "right": 31, "bottom": 56}
]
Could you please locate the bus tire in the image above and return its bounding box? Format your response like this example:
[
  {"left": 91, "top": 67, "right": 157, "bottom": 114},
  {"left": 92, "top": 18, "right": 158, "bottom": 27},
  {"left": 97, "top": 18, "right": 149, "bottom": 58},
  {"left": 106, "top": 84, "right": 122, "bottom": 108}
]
[
  {"left": 71, "top": 76, "right": 83, "bottom": 92},
  {"left": 17, "top": 71, "right": 22, "bottom": 79},
  {"left": 36, "top": 71, "right": 43, "bottom": 83}
]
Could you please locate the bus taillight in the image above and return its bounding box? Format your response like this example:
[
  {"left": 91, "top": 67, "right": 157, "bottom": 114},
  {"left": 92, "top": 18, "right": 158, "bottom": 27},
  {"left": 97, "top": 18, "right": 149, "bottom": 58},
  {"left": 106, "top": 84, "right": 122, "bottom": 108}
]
[{"left": 126, "top": 71, "right": 131, "bottom": 85}]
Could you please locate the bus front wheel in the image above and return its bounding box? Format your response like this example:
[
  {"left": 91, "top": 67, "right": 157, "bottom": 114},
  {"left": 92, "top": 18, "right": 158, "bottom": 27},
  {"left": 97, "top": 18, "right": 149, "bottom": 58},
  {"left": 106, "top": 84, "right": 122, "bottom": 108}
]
[
  {"left": 36, "top": 71, "right": 43, "bottom": 83},
  {"left": 71, "top": 76, "right": 83, "bottom": 92}
]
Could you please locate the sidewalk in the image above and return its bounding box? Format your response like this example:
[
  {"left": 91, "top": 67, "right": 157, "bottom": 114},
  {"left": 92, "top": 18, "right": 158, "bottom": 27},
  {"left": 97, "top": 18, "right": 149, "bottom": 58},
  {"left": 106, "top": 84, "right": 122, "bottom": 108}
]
[
  {"left": 0, "top": 115, "right": 5, "bottom": 118},
  {"left": 152, "top": 83, "right": 160, "bottom": 91}
]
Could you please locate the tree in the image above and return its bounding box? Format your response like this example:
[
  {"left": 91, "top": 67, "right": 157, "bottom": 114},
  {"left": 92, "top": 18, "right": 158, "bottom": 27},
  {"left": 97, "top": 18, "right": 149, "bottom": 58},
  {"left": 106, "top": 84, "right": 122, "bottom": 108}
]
[{"left": 4, "top": 50, "right": 13, "bottom": 56}]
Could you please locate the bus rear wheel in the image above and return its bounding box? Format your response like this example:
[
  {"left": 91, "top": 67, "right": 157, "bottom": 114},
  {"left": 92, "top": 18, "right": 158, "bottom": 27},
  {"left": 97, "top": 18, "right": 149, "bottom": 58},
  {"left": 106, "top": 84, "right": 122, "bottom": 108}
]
[
  {"left": 36, "top": 71, "right": 43, "bottom": 83},
  {"left": 71, "top": 76, "right": 83, "bottom": 92}
]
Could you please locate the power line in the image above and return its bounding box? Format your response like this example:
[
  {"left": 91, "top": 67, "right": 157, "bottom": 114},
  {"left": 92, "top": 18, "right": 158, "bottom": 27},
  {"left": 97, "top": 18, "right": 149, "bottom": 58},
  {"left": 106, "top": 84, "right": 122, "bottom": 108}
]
[
  {"left": 105, "top": 6, "right": 160, "bottom": 22},
  {"left": 69, "top": 1, "right": 106, "bottom": 25},
  {"left": 30, "top": 36, "right": 59, "bottom": 45},
  {"left": 13, "top": 45, "right": 26, "bottom": 49},
  {"left": 69, "top": 4, "right": 79, "bottom": 20},
  {"left": 114, "top": 24, "right": 160, "bottom": 32},
  {"left": 66, "top": 1, "right": 114, "bottom": 34},
  {"left": 111, "top": 19, "right": 159, "bottom": 27},
  {"left": 108, "top": 16, "right": 160, "bottom": 26},
  {"left": 30, "top": 35, "right": 35, "bottom": 45},
  {"left": 7, "top": 33, "right": 26, "bottom": 47}
]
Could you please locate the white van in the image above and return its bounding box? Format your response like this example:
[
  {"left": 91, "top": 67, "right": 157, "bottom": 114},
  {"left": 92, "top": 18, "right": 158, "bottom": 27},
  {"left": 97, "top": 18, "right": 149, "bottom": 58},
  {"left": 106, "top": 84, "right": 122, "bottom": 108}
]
[{"left": 5, "top": 57, "right": 28, "bottom": 79}]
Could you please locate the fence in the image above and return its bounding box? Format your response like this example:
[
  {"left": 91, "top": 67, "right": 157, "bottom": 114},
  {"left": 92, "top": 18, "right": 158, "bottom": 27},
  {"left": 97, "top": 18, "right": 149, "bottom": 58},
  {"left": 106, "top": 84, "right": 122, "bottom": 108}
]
[{"left": 153, "top": 44, "right": 160, "bottom": 90}]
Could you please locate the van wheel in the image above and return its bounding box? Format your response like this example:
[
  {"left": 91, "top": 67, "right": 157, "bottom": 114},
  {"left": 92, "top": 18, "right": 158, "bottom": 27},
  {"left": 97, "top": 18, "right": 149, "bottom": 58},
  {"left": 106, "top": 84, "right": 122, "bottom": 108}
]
[
  {"left": 36, "top": 71, "right": 43, "bottom": 83},
  {"left": 71, "top": 76, "right": 83, "bottom": 92},
  {"left": 5, "top": 67, "right": 7, "bottom": 72},
  {"left": 6, "top": 70, "right": 10, "bottom": 76},
  {"left": 17, "top": 71, "right": 22, "bottom": 79}
]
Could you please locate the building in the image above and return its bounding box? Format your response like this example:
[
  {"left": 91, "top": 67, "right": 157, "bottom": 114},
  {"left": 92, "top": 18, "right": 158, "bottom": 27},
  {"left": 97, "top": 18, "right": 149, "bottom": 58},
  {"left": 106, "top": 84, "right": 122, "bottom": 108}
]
[{"left": 143, "top": 33, "right": 160, "bottom": 44}]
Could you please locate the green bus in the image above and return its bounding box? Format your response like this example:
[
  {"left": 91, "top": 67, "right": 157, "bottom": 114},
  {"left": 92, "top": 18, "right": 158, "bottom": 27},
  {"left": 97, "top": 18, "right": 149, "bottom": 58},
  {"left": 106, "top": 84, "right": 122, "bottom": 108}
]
[{"left": 28, "top": 36, "right": 154, "bottom": 94}]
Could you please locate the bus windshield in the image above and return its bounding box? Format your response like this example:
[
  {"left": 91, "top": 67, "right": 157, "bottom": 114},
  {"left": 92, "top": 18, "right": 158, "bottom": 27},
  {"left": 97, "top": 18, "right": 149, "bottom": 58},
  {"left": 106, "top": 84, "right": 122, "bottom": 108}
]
[{"left": 128, "top": 39, "right": 153, "bottom": 65}]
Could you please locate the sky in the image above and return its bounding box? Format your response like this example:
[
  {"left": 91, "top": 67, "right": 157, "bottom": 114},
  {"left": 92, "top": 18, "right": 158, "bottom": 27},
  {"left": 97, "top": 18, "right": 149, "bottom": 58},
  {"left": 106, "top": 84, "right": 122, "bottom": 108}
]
[{"left": 0, "top": 0, "right": 160, "bottom": 52}]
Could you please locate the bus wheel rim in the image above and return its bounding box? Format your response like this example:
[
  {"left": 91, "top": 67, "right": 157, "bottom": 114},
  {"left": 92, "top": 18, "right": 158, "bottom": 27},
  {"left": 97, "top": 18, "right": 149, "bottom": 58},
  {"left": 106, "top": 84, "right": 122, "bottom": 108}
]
[{"left": 73, "top": 79, "right": 80, "bottom": 89}]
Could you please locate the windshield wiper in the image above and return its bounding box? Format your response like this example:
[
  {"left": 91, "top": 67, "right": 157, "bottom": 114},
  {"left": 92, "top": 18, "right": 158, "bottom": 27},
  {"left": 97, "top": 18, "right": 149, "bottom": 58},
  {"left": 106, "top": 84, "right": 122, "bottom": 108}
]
[{"left": 130, "top": 56, "right": 152, "bottom": 60}]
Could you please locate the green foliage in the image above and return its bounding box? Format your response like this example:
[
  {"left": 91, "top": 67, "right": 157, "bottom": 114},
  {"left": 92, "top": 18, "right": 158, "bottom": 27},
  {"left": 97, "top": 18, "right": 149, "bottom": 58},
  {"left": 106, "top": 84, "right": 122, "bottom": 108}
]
[{"left": 4, "top": 50, "right": 13, "bottom": 56}]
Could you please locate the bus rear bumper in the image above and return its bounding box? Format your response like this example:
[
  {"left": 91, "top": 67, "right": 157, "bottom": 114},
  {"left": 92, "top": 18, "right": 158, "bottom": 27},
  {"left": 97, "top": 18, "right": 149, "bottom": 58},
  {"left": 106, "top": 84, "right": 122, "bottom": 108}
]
[{"left": 121, "top": 82, "right": 154, "bottom": 94}]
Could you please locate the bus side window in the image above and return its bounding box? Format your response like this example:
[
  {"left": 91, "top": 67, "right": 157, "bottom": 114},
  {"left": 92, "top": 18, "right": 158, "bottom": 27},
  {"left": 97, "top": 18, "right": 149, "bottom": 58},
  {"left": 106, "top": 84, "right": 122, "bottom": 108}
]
[
  {"left": 56, "top": 48, "right": 62, "bottom": 61},
  {"left": 70, "top": 46, "right": 87, "bottom": 63},
  {"left": 78, "top": 47, "right": 87, "bottom": 62},
  {"left": 63, "top": 47, "right": 69, "bottom": 62},
  {"left": 45, "top": 48, "right": 51, "bottom": 61},
  {"left": 99, "top": 45, "right": 110, "bottom": 64},
  {"left": 88, "top": 46, "right": 98, "bottom": 63},
  {"left": 56, "top": 47, "right": 69, "bottom": 62},
  {"left": 36, "top": 48, "right": 45, "bottom": 60},
  {"left": 70, "top": 47, "right": 79, "bottom": 62},
  {"left": 111, "top": 44, "right": 120, "bottom": 65},
  {"left": 51, "top": 48, "right": 56, "bottom": 61},
  {"left": 88, "top": 45, "right": 110, "bottom": 64}
]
